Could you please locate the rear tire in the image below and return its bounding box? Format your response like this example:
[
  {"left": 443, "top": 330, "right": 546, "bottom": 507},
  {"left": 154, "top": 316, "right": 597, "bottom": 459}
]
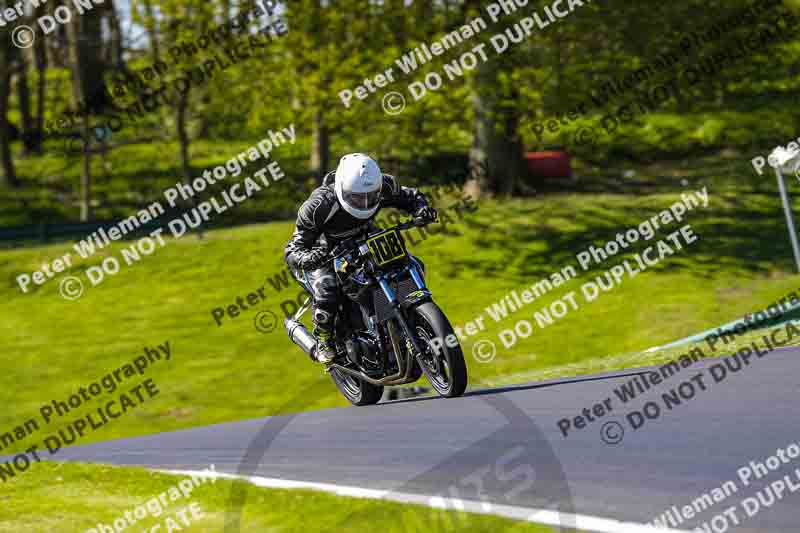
[
  {"left": 330, "top": 368, "right": 384, "bottom": 406},
  {"left": 412, "top": 302, "right": 468, "bottom": 398}
]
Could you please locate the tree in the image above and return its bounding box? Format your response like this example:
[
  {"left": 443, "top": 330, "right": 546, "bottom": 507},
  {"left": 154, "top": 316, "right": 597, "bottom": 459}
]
[
  {"left": 470, "top": 50, "right": 527, "bottom": 196},
  {"left": 32, "top": 0, "right": 49, "bottom": 154},
  {"left": 0, "top": 1, "right": 19, "bottom": 188},
  {"left": 277, "top": 0, "right": 406, "bottom": 178},
  {"left": 140, "top": 0, "right": 215, "bottom": 184},
  {"left": 14, "top": 46, "right": 37, "bottom": 155},
  {"left": 65, "top": 4, "right": 107, "bottom": 221}
]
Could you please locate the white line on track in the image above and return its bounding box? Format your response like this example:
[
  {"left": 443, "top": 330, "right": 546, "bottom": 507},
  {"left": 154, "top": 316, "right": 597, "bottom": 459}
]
[{"left": 161, "top": 468, "right": 692, "bottom": 533}]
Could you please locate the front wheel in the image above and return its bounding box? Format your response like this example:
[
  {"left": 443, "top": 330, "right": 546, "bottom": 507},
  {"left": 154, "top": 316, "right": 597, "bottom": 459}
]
[
  {"left": 330, "top": 368, "right": 384, "bottom": 406},
  {"left": 412, "top": 302, "right": 468, "bottom": 398}
]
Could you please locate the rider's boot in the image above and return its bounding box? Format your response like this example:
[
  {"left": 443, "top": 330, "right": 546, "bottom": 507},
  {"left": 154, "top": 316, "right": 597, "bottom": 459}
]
[{"left": 314, "top": 328, "right": 337, "bottom": 365}]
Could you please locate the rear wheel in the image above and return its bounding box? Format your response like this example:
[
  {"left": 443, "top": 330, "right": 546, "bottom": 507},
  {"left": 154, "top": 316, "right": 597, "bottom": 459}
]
[
  {"left": 412, "top": 302, "right": 468, "bottom": 398},
  {"left": 330, "top": 368, "right": 384, "bottom": 406}
]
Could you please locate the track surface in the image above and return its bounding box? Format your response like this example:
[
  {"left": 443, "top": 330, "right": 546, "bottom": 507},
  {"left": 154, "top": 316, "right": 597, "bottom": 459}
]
[{"left": 49, "top": 346, "right": 800, "bottom": 532}]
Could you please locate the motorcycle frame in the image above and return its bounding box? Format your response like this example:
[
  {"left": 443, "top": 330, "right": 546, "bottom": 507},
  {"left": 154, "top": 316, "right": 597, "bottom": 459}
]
[{"left": 328, "top": 261, "right": 432, "bottom": 387}]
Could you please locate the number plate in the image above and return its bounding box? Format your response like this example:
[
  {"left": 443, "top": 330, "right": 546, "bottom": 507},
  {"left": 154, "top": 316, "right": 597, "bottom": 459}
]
[{"left": 366, "top": 230, "right": 406, "bottom": 265}]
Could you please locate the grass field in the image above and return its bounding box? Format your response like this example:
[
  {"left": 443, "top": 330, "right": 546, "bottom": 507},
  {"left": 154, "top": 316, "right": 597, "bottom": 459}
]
[
  {"left": 4, "top": 132, "right": 800, "bottom": 533},
  {"left": 6, "top": 8, "right": 800, "bottom": 529},
  {"left": 2, "top": 171, "right": 800, "bottom": 459},
  {"left": 0, "top": 462, "right": 563, "bottom": 533}
]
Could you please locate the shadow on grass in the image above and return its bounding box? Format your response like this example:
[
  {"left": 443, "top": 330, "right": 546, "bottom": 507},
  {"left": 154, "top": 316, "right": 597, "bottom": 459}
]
[{"left": 450, "top": 191, "right": 796, "bottom": 283}]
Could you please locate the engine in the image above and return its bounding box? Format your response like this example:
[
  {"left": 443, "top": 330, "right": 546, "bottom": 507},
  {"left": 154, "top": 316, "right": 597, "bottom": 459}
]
[{"left": 345, "top": 334, "right": 380, "bottom": 368}]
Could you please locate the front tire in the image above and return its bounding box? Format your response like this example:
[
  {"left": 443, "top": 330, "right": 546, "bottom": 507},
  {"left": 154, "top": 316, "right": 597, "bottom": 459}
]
[
  {"left": 412, "top": 302, "right": 468, "bottom": 398},
  {"left": 330, "top": 368, "right": 384, "bottom": 406}
]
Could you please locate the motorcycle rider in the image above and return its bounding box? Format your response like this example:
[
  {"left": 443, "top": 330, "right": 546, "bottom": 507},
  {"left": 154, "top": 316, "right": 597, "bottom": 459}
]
[{"left": 284, "top": 153, "right": 437, "bottom": 364}]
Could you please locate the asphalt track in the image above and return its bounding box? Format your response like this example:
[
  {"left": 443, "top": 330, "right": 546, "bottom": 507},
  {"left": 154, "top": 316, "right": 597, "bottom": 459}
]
[{"left": 49, "top": 345, "right": 800, "bottom": 532}]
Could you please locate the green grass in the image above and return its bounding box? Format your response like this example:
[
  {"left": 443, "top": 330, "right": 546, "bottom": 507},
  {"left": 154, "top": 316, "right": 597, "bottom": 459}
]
[
  {"left": 2, "top": 179, "right": 799, "bottom": 455},
  {"left": 0, "top": 137, "right": 311, "bottom": 227},
  {"left": 4, "top": 103, "right": 800, "bottom": 533},
  {"left": 1, "top": 100, "right": 793, "bottom": 228},
  {"left": 487, "top": 317, "right": 800, "bottom": 388},
  {"left": 0, "top": 462, "right": 561, "bottom": 533}
]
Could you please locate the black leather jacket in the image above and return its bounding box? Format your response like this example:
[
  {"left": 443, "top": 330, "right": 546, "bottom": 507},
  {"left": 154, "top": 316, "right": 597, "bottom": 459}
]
[{"left": 284, "top": 171, "right": 429, "bottom": 271}]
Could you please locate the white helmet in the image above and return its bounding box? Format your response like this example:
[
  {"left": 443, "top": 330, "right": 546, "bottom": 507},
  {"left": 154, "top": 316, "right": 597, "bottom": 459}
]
[{"left": 334, "top": 153, "right": 383, "bottom": 219}]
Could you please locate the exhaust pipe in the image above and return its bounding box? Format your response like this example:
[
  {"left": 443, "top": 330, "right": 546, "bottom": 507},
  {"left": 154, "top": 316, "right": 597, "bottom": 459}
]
[{"left": 285, "top": 318, "right": 316, "bottom": 357}]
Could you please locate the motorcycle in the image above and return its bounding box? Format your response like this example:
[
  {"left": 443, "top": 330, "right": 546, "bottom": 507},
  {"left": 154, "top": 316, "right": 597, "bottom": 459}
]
[{"left": 284, "top": 218, "right": 468, "bottom": 406}]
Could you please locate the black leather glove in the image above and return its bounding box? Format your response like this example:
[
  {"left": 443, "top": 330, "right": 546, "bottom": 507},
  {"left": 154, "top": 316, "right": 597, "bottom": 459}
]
[
  {"left": 297, "top": 246, "right": 329, "bottom": 271},
  {"left": 414, "top": 205, "right": 438, "bottom": 223},
  {"left": 330, "top": 239, "right": 356, "bottom": 259}
]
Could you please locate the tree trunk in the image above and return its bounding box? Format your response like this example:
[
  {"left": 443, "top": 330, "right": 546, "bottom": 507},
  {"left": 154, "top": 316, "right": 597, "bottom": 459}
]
[
  {"left": 79, "top": 115, "right": 92, "bottom": 221},
  {"left": 66, "top": 9, "right": 104, "bottom": 220},
  {"left": 176, "top": 88, "right": 202, "bottom": 238},
  {"left": 177, "top": 90, "right": 191, "bottom": 181},
  {"left": 0, "top": 21, "right": 19, "bottom": 188},
  {"left": 310, "top": 109, "right": 329, "bottom": 180},
  {"left": 469, "top": 57, "right": 525, "bottom": 197},
  {"left": 142, "top": 0, "right": 160, "bottom": 64},
  {"left": 462, "top": 0, "right": 524, "bottom": 198},
  {"left": 221, "top": 0, "right": 231, "bottom": 23},
  {"left": 16, "top": 49, "right": 37, "bottom": 155},
  {"left": 33, "top": 1, "right": 48, "bottom": 152},
  {"left": 306, "top": 1, "right": 329, "bottom": 181},
  {"left": 106, "top": 0, "right": 125, "bottom": 69},
  {"left": 0, "top": 66, "right": 19, "bottom": 188}
]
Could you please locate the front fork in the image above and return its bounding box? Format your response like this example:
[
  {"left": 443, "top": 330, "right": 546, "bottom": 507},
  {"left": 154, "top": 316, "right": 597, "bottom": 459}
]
[{"left": 377, "top": 263, "right": 429, "bottom": 359}]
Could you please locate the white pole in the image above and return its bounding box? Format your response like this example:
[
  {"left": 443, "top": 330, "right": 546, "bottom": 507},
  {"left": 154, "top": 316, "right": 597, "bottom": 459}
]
[{"left": 775, "top": 167, "right": 800, "bottom": 273}]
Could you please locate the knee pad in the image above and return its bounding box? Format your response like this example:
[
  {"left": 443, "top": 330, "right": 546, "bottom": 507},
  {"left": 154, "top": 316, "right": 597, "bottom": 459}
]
[
  {"left": 313, "top": 307, "right": 334, "bottom": 327},
  {"left": 311, "top": 273, "right": 337, "bottom": 300}
]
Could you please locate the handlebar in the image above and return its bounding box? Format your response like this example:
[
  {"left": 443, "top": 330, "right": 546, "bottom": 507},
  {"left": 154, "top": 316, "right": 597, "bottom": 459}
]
[
  {"left": 328, "top": 218, "right": 434, "bottom": 260},
  {"left": 394, "top": 217, "right": 433, "bottom": 231}
]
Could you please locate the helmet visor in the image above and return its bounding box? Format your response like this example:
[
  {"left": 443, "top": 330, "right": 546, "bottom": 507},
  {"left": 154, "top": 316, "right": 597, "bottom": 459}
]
[{"left": 343, "top": 189, "right": 381, "bottom": 211}]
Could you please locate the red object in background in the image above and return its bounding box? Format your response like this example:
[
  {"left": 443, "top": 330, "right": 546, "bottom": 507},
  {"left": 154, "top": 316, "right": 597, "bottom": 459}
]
[{"left": 525, "top": 151, "right": 572, "bottom": 178}]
